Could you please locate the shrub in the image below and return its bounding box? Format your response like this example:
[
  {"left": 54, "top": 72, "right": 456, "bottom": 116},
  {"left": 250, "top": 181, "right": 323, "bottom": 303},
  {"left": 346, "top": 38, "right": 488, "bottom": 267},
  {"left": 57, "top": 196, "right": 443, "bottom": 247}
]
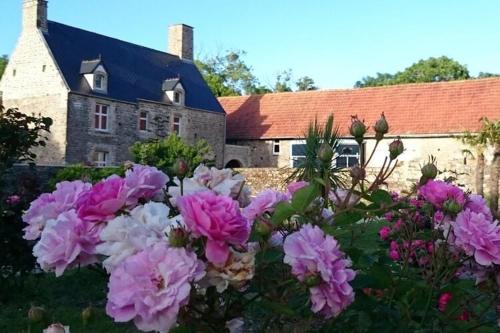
[
  {"left": 48, "top": 164, "right": 125, "bottom": 188},
  {"left": 130, "top": 133, "right": 214, "bottom": 177}
]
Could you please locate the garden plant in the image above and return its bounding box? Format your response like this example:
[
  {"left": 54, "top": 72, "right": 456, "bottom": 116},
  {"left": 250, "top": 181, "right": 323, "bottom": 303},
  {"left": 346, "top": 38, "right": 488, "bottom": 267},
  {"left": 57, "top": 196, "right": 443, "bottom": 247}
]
[{"left": 21, "top": 114, "right": 499, "bottom": 332}]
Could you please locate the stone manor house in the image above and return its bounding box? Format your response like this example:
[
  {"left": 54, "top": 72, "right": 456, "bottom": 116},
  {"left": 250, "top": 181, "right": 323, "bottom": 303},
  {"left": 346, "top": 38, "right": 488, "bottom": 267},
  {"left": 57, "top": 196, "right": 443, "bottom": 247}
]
[{"left": 0, "top": 0, "right": 226, "bottom": 167}]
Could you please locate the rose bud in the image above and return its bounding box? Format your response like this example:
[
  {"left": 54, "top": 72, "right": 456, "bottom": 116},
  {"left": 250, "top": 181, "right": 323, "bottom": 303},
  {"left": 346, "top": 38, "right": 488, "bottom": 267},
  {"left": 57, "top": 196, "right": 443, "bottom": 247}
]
[
  {"left": 389, "top": 138, "right": 404, "bottom": 160},
  {"left": 123, "top": 160, "right": 134, "bottom": 170},
  {"left": 421, "top": 162, "right": 438, "bottom": 179},
  {"left": 317, "top": 142, "right": 334, "bottom": 163},
  {"left": 443, "top": 199, "right": 462, "bottom": 215},
  {"left": 28, "top": 305, "right": 46, "bottom": 323},
  {"left": 172, "top": 158, "right": 189, "bottom": 180},
  {"left": 44, "top": 323, "right": 66, "bottom": 333},
  {"left": 349, "top": 165, "right": 366, "bottom": 184},
  {"left": 349, "top": 116, "right": 367, "bottom": 144},
  {"left": 374, "top": 113, "right": 389, "bottom": 141},
  {"left": 168, "top": 228, "right": 189, "bottom": 248}
]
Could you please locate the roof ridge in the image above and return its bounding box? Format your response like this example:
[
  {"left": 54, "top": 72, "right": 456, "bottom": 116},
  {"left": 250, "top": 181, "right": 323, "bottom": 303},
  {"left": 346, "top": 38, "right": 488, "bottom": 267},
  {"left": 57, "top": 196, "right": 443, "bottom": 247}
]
[
  {"left": 47, "top": 20, "right": 180, "bottom": 60},
  {"left": 218, "top": 77, "right": 500, "bottom": 99}
]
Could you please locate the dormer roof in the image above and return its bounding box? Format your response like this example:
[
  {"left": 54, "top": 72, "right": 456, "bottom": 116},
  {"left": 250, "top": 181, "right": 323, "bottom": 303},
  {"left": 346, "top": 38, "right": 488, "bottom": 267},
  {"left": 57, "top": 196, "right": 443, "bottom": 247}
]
[
  {"left": 79, "top": 59, "right": 104, "bottom": 74},
  {"left": 162, "top": 78, "right": 182, "bottom": 91}
]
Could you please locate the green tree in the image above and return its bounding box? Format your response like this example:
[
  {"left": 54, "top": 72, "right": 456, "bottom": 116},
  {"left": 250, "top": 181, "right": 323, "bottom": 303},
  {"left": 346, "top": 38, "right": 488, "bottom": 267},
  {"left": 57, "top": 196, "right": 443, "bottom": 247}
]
[
  {"left": 0, "top": 106, "right": 52, "bottom": 172},
  {"left": 195, "top": 50, "right": 259, "bottom": 97},
  {"left": 130, "top": 133, "right": 214, "bottom": 176},
  {"left": 273, "top": 69, "right": 293, "bottom": 92},
  {"left": 477, "top": 72, "right": 500, "bottom": 78},
  {"left": 295, "top": 76, "right": 318, "bottom": 91},
  {"left": 355, "top": 56, "right": 470, "bottom": 87},
  {"left": 0, "top": 55, "right": 8, "bottom": 79}
]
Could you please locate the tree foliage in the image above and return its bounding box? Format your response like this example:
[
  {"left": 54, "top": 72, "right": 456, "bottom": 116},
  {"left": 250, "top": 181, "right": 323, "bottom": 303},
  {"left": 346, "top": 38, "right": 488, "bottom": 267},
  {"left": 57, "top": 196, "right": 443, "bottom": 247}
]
[
  {"left": 295, "top": 75, "right": 318, "bottom": 91},
  {"left": 355, "top": 56, "right": 474, "bottom": 87},
  {"left": 196, "top": 50, "right": 318, "bottom": 95},
  {"left": 0, "top": 106, "right": 52, "bottom": 172},
  {"left": 130, "top": 133, "right": 214, "bottom": 176},
  {"left": 0, "top": 55, "right": 7, "bottom": 79}
]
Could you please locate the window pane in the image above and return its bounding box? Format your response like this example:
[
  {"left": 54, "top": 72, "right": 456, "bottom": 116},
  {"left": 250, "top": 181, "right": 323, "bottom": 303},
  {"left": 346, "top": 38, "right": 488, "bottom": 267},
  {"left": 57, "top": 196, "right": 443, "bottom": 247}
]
[
  {"left": 274, "top": 144, "right": 280, "bottom": 153},
  {"left": 94, "top": 114, "right": 99, "bottom": 128},
  {"left": 336, "top": 144, "right": 359, "bottom": 155},
  {"left": 101, "top": 106, "right": 108, "bottom": 114},
  {"left": 101, "top": 116, "right": 107, "bottom": 130},
  {"left": 292, "top": 158, "right": 305, "bottom": 168},
  {"left": 348, "top": 157, "right": 359, "bottom": 167},
  {"left": 291, "top": 144, "right": 307, "bottom": 156},
  {"left": 337, "top": 157, "right": 348, "bottom": 168},
  {"left": 139, "top": 119, "right": 147, "bottom": 130}
]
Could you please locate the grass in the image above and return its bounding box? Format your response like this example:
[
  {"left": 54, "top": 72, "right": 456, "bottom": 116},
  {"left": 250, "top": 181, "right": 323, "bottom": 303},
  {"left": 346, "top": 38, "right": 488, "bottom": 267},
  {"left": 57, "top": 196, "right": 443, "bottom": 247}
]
[{"left": 0, "top": 268, "right": 140, "bottom": 333}]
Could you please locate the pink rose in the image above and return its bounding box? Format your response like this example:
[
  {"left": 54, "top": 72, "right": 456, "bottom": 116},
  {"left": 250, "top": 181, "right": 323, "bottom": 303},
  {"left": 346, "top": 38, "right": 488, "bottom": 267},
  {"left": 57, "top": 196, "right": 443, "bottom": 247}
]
[
  {"left": 379, "top": 226, "right": 391, "bottom": 240},
  {"left": 6, "top": 195, "right": 21, "bottom": 205},
  {"left": 76, "top": 175, "right": 127, "bottom": 222},
  {"left": 178, "top": 191, "right": 250, "bottom": 266},
  {"left": 124, "top": 164, "right": 169, "bottom": 207},
  {"left": 419, "top": 180, "right": 465, "bottom": 209},
  {"left": 33, "top": 210, "right": 102, "bottom": 276},
  {"left": 242, "top": 189, "right": 289, "bottom": 222}
]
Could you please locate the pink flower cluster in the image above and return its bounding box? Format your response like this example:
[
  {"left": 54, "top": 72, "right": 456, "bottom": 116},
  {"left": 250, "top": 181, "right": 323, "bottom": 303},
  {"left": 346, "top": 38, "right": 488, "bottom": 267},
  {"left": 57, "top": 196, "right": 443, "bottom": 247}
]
[
  {"left": 27, "top": 165, "right": 168, "bottom": 277},
  {"left": 283, "top": 224, "right": 355, "bottom": 318},
  {"left": 452, "top": 209, "right": 500, "bottom": 266},
  {"left": 242, "top": 189, "right": 289, "bottom": 222},
  {"left": 178, "top": 191, "right": 250, "bottom": 266},
  {"left": 418, "top": 180, "right": 465, "bottom": 209},
  {"left": 106, "top": 244, "right": 205, "bottom": 333},
  {"left": 33, "top": 210, "right": 102, "bottom": 276}
]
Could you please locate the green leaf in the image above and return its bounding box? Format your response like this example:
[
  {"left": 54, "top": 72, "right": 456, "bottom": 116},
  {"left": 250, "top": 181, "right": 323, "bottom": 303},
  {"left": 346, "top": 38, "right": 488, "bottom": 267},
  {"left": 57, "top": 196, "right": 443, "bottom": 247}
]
[
  {"left": 259, "top": 299, "right": 296, "bottom": 316},
  {"left": 370, "top": 189, "right": 393, "bottom": 205},
  {"left": 256, "top": 248, "right": 283, "bottom": 265},
  {"left": 291, "top": 184, "right": 320, "bottom": 212},
  {"left": 334, "top": 211, "right": 363, "bottom": 226},
  {"left": 271, "top": 202, "right": 296, "bottom": 226}
]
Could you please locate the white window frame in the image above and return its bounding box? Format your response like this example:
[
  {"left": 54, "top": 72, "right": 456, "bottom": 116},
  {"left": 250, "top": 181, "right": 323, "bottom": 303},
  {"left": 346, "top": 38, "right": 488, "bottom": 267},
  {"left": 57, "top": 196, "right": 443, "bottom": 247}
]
[
  {"left": 172, "top": 116, "right": 181, "bottom": 135},
  {"left": 289, "top": 140, "right": 306, "bottom": 168},
  {"left": 335, "top": 139, "right": 361, "bottom": 168},
  {"left": 139, "top": 111, "right": 148, "bottom": 131},
  {"left": 94, "top": 104, "right": 109, "bottom": 131},
  {"left": 94, "top": 74, "right": 105, "bottom": 89},
  {"left": 273, "top": 140, "right": 280, "bottom": 155},
  {"left": 94, "top": 151, "right": 109, "bottom": 167}
]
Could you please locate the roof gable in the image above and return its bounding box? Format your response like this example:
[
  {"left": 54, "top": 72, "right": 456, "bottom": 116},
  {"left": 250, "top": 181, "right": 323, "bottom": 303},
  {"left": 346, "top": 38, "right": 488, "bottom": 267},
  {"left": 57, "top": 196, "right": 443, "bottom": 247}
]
[
  {"left": 43, "top": 21, "right": 224, "bottom": 113},
  {"left": 219, "top": 79, "right": 500, "bottom": 139}
]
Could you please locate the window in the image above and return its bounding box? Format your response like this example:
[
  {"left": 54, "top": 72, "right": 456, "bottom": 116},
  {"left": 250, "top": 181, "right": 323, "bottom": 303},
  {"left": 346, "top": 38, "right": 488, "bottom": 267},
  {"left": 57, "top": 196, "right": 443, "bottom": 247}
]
[
  {"left": 173, "top": 91, "right": 181, "bottom": 104},
  {"left": 290, "top": 142, "right": 307, "bottom": 168},
  {"left": 12, "top": 69, "right": 16, "bottom": 76},
  {"left": 94, "top": 151, "right": 108, "bottom": 167},
  {"left": 94, "top": 104, "right": 108, "bottom": 131},
  {"left": 336, "top": 144, "right": 360, "bottom": 168},
  {"left": 94, "top": 74, "right": 105, "bottom": 90},
  {"left": 172, "top": 116, "right": 181, "bottom": 134},
  {"left": 273, "top": 140, "right": 280, "bottom": 155},
  {"left": 139, "top": 111, "right": 148, "bottom": 131}
]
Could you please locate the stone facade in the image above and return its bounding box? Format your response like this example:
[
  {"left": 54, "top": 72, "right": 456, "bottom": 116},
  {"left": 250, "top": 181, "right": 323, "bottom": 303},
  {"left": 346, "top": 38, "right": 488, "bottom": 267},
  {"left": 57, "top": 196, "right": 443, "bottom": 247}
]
[
  {"left": 0, "top": 1, "right": 226, "bottom": 168},
  {"left": 0, "top": 11, "right": 68, "bottom": 165},
  {"left": 232, "top": 136, "right": 497, "bottom": 199},
  {"left": 224, "top": 144, "right": 251, "bottom": 167}
]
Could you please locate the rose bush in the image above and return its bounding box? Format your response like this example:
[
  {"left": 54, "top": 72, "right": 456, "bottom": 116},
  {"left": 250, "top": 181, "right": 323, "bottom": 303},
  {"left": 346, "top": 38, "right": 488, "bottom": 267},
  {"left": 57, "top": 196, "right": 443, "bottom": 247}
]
[{"left": 24, "top": 117, "right": 499, "bottom": 332}]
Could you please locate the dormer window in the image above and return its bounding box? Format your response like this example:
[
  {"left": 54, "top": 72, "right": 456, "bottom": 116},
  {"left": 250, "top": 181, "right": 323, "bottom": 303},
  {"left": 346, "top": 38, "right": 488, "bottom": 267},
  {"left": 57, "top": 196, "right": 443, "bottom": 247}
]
[
  {"left": 162, "top": 78, "right": 185, "bottom": 106},
  {"left": 173, "top": 90, "right": 182, "bottom": 104},
  {"left": 80, "top": 59, "right": 108, "bottom": 94},
  {"left": 95, "top": 74, "right": 105, "bottom": 89}
]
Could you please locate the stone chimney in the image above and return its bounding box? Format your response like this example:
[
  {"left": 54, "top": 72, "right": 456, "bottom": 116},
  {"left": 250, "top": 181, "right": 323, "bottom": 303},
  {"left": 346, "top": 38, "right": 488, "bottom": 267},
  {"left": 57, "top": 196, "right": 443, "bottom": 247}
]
[
  {"left": 22, "top": 0, "right": 48, "bottom": 33},
  {"left": 168, "top": 24, "right": 193, "bottom": 61}
]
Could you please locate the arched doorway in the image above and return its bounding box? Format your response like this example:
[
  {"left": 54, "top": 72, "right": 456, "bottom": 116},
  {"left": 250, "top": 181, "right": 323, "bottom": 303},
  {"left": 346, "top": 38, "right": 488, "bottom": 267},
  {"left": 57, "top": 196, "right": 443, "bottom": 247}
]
[{"left": 225, "top": 159, "right": 243, "bottom": 168}]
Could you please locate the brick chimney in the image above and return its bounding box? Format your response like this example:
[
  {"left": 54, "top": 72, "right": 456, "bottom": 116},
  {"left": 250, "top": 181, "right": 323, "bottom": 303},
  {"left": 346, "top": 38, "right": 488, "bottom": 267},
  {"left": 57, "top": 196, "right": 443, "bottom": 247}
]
[
  {"left": 22, "top": 0, "right": 48, "bottom": 33},
  {"left": 168, "top": 24, "right": 193, "bottom": 61}
]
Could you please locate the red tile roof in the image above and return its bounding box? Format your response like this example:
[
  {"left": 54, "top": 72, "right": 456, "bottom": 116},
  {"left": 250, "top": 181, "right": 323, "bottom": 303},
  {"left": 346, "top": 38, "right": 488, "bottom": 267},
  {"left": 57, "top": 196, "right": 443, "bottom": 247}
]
[{"left": 219, "top": 78, "right": 500, "bottom": 140}]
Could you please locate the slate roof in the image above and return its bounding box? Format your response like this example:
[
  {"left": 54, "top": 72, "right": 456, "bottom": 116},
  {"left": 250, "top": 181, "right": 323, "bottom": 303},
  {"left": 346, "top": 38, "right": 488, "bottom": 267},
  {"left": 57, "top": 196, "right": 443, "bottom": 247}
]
[
  {"left": 162, "top": 78, "right": 181, "bottom": 91},
  {"left": 79, "top": 59, "right": 102, "bottom": 74},
  {"left": 219, "top": 78, "right": 500, "bottom": 140},
  {"left": 43, "top": 21, "right": 224, "bottom": 113}
]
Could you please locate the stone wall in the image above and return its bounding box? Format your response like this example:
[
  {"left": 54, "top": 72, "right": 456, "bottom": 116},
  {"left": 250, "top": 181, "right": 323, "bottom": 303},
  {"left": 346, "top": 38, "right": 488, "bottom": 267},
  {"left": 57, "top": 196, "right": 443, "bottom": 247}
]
[
  {"left": 235, "top": 168, "right": 293, "bottom": 194},
  {"left": 2, "top": 165, "right": 63, "bottom": 194},
  {"left": 67, "top": 94, "right": 226, "bottom": 167},
  {"left": 230, "top": 139, "right": 291, "bottom": 168},
  {"left": 224, "top": 144, "right": 251, "bottom": 167},
  {"left": 0, "top": 27, "right": 69, "bottom": 165}
]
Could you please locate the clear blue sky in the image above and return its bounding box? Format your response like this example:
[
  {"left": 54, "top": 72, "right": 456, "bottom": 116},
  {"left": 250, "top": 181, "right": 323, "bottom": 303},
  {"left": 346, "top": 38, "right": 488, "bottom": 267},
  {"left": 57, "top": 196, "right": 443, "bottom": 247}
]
[{"left": 1, "top": 0, "right": 499, "bottom": 89}]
